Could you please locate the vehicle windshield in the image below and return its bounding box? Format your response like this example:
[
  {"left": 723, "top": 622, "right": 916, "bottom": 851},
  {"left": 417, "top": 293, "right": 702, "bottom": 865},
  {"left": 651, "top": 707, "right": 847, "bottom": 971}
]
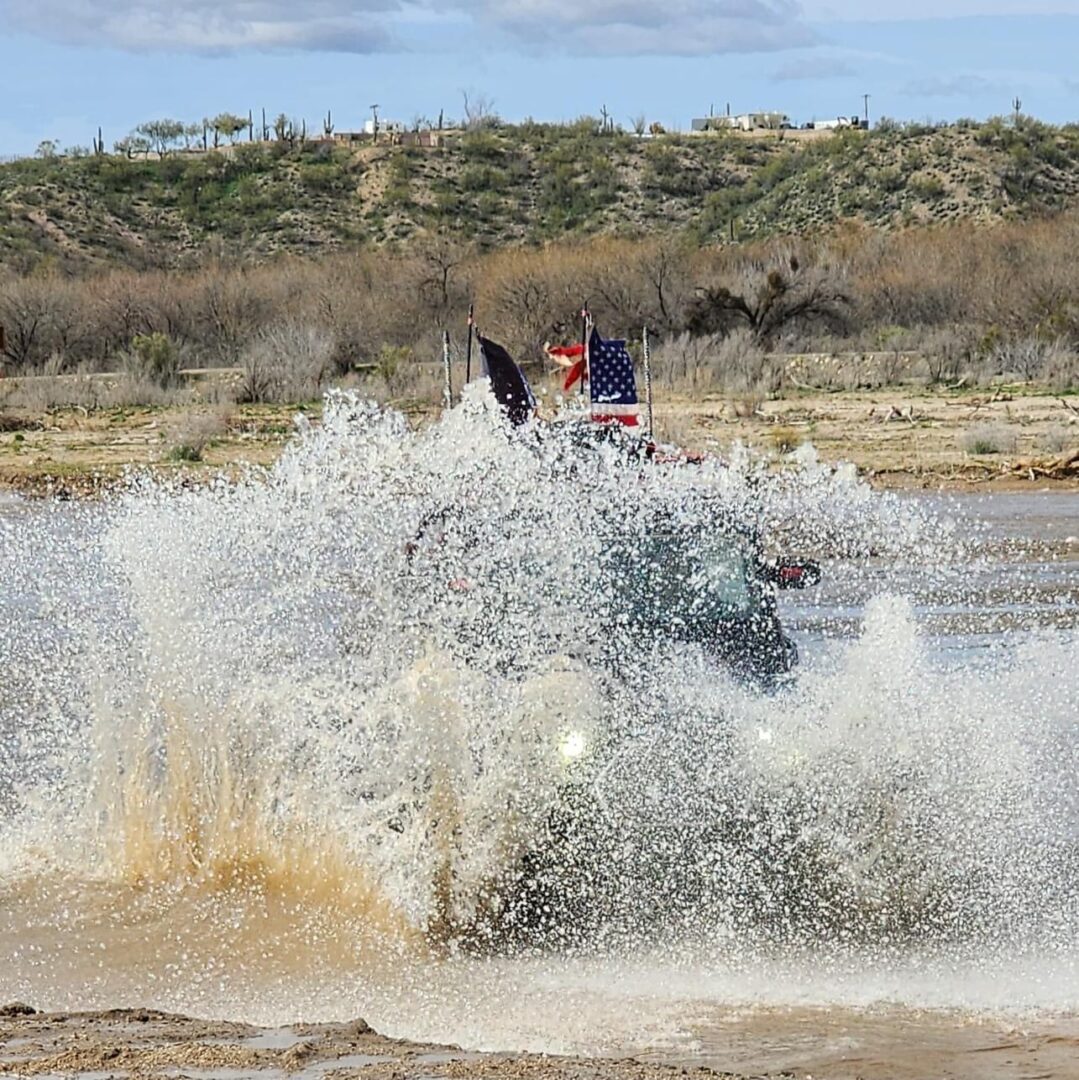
[{"left": 619, "top": 530, "right": 755, "bottom": 630}]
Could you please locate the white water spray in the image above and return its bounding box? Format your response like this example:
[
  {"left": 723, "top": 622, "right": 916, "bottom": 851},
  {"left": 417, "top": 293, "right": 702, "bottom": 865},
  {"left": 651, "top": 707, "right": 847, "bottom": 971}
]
[{"left": 0, "top": 389, "right": 1075, "bottom": 1035}]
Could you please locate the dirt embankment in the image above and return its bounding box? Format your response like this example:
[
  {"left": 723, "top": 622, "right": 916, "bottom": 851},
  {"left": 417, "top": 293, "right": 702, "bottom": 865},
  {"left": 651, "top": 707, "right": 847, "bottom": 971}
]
[
  {"left": 0, "top": 1006, "right": 718, "bottom": 1080},
  {"left": 669, "top": 386, "right": 1079, "bottom": 491},
  {"left": 0, "top": 389, "right": 1076, "bottom": 498},
  {"left": 3, "top": 1004, "right": 1078, "bottom": 1080}
]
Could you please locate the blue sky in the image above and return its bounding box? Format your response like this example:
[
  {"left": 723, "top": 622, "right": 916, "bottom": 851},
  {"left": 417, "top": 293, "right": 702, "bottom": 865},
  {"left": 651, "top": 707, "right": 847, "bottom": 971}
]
[{"left": 1, "top": 2, "right": 1077, "bottom": 155}]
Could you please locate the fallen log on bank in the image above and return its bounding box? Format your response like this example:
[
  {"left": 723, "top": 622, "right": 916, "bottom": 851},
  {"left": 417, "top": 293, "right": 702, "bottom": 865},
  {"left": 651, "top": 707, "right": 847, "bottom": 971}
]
[{"left": 1006, "top": 447, "right": 1079, "bottom": 480}]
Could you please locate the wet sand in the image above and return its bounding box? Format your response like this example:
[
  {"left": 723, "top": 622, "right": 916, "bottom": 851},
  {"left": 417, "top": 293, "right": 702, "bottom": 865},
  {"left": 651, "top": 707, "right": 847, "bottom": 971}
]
[
  {"left": 2, "top": 1005, "right": 1077, "bottom": 1080},
  {"left": 658, "top": 1006, "right": 1079, "bottom": 1080},
  {"left": 0, "top": 1006, "right": 717, "bottom": 1080}
]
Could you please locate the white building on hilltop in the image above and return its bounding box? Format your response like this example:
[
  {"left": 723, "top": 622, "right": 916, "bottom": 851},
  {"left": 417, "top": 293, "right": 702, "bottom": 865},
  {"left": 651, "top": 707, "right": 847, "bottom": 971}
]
[
  {"left": 692, "top": 111, "right": 792, "bottom": 132},
  {"left": 363, "top": 118, "right": 406, "bottom": 136}
]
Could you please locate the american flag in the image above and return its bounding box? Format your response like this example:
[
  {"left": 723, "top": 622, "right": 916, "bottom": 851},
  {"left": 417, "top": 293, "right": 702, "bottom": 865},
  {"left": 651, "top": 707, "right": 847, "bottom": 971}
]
[{"left": 588, "top": 327, "right": 639, "bottom": 426}]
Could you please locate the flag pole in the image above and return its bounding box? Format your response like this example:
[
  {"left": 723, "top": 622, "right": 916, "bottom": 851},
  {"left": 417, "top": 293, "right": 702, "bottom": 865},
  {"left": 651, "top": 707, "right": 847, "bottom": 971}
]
[
  {"left": 441, "top": 329, "right": 453, "bottom": 410},
  {"left": 642, "top": 325, "right": 654, "bottom": 440},
  {"left": 579, "top": 302, "right": 590, "bottom": 404},
  {"left": 465, "top": 303, "right": 475, "bottom": 383}
]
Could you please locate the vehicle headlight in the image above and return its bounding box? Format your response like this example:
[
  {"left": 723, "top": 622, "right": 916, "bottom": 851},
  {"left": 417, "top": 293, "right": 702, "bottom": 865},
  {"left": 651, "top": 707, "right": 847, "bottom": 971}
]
[{"left": 558, "top": 729, "right": 589, "bottom": 762}]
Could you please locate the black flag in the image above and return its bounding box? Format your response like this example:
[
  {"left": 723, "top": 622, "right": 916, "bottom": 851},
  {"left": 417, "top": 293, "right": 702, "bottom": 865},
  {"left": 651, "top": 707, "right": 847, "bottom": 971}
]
[{"left": 478, "top": 336, "right": 536, "bottom": 427}]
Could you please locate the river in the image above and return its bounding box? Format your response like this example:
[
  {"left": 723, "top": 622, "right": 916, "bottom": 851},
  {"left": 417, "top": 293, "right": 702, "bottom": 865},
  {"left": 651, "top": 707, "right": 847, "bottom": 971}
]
[{"left": 0, "top": 399, "right": 1075, "bottom": 1078}]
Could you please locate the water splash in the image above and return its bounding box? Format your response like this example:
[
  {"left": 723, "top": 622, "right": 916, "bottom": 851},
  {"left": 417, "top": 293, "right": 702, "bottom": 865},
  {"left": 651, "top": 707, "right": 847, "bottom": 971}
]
[{"left": 0, "top": 389, "right": 1075, "bottom": 1030}]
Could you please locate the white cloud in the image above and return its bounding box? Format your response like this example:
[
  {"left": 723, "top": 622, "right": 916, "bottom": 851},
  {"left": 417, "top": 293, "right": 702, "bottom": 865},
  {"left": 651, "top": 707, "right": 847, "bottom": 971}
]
[
  {"left": 470, "top": 0, "right": 815, "bottom": 54},
  {"left": 4, "top": 0, "right": 1078, "bottom": 54},
  {"left": 802, "top": 0, "right": 1079, "bottom": 19},
  {"left": 1, "top": 0, "right": 817, "bottom": 55},
  {"left": 2, "top": 0, "right": 398, "bottom": 53}
]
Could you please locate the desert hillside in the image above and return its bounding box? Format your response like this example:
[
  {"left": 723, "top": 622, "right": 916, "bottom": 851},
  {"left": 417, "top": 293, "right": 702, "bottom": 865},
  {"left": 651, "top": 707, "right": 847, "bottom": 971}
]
[{"left": 3, "top": 117, "right": 1079, "bottom": 269}]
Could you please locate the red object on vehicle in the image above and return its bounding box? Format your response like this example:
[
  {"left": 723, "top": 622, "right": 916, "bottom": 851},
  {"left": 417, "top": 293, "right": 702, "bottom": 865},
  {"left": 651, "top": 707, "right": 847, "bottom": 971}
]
[{"left": 646, "top": 442, "right": 707, "bottom": 465}]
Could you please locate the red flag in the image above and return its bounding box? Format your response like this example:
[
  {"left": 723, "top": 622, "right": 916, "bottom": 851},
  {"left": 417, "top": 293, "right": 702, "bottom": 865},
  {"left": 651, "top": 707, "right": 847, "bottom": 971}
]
[{"left": 544, "top": 342, "right": 587, "bottom": 392}]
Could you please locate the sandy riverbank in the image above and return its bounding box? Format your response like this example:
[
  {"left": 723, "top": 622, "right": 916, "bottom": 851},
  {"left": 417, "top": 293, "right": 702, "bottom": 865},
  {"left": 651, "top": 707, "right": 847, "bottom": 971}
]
[
  {"left": 0, "top": 1006, "right": 717, "bottom": 1080},
  {"left": 2, "top": 1004, "right": 1077, "bottom": 1080},
  {"left": 0, "top": 388, "right": 1076, "bottom": 498}
]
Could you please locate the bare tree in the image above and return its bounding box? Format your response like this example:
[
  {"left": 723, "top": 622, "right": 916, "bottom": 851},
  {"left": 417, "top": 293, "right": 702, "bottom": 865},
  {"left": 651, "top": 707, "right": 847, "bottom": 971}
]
[
  {"left": 687, "top": 251, "right": 849, "bottom": 345},
  {"left": 0, "top": 273, "right": 89, "bottom": 371},
  {"left": 461, "top": 90, "right": 498, "bottom": 130},
  {"left": 639, "top": 237, "right": 694, "bottom": 333},
  {"left": 630, "top": 114, "right": 647, "bottom": 138},
  {"left": 239, "top": 322, "right": 335, "bottom": 403},
  {"left": 417, "top": 236, "right": 468, "bottom": 324}
]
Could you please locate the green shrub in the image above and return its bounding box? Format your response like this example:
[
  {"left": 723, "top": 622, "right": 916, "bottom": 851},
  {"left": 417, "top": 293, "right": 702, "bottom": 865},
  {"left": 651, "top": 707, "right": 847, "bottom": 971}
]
[
  {"left": 876, "top": 166, "right": 904, "bottom": 192},
  {"left": 299, "top": 162, "right": 349, "bottom": 193},
  {"left": 909, "top": 175, "right": 946, "bottom": 200},
  {"left": 167, "top": 442, "right": 203, "bottom": 462},
  {"left": 383, "top": 182, "right": 412, "bottom": 209},
  {"left": 233, "top": 143, "right": 273, "bottom": 171},
  {"left": 461, "top": 131, "right": 505, "bottom": 164},
  {"left": 158, "top": 156, "right": 189, "bottom": 183},
  {"left": 584, "top": 154, "right": 620, "bottom": 206},
  {"left": 538, "top": 163, "right": 585, "bottom": 228},
  {"left": 475, "top": 191, "right": 504, "bottom": 221},
  {"left": 389, "top": 151, "right": 417, "bottom": 182},
  {"left": 431, "top": 187, "right": 463, "bottom": 219},
  {"left": 959, "top": 423, "right": 1018, "bottom": 455},
  {"left": 460, "top": 165, "right": 508, "bottom": 193},
  {"left": 377, "top": 344, "right": 411, "bottom": 382},
  {"left": 90, "top": 156, "right": 155, "bottom": 193},
  {"left": 129, "top": 333, "right": 181, "bottom": 387},
  {"left": 696, "top": 171, "right": 760, "bottom": 232},
  {"left": 642, "top": 144, "right": 697, "bottom": 197}
]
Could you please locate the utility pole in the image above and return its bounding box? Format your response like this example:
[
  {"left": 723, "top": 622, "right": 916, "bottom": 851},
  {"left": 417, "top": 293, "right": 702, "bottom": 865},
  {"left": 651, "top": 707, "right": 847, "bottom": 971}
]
[
  {"left": 862, "top": 93, "right": 870, "bottom": 129},
  {"left": 370, "top": 103, "right": 380, "bottom": 141}
]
